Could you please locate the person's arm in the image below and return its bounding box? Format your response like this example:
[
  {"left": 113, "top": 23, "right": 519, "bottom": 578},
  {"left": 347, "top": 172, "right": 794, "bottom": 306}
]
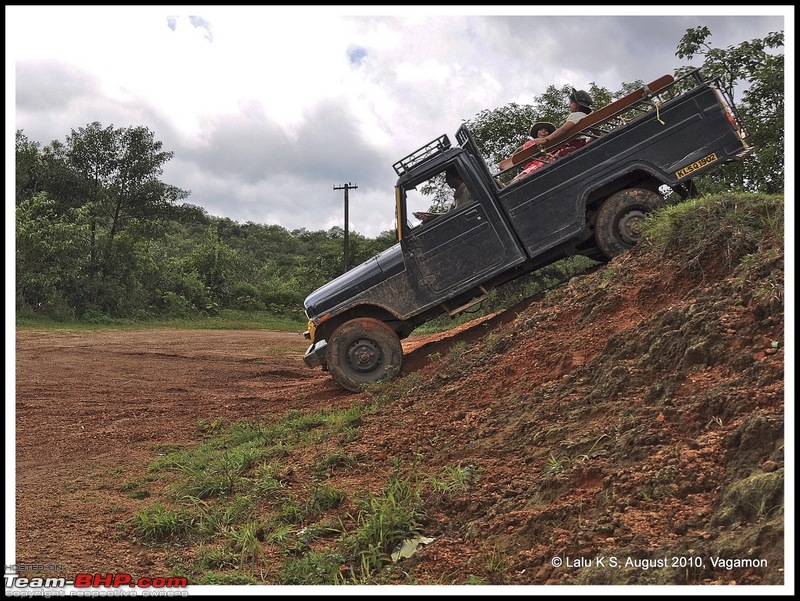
[
  {"left": 533, "top": 120, "right": 577, "bottom": 145},
  {"left": 413, "top": 211, "right": 443, "bottom": 223},
  {"left": 499, "top": 140, "right": 534, "bottom": 167}
]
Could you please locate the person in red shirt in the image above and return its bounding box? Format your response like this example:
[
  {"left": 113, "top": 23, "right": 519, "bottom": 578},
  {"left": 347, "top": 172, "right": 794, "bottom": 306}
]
[{"left": 507, "top": 121, "right": 556, "bottom": 184}]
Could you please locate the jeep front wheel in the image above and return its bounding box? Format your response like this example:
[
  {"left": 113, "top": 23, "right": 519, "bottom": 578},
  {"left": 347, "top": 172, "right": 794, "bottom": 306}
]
[
  {"left": 327, "top": 318, "right": 402, "bottom": 392},
  {"left": 595, "top": 188, "right": 664, "bottom": 259}
]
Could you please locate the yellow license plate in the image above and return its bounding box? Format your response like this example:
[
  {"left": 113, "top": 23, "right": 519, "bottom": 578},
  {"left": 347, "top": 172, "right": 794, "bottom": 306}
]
[{"left": 675, "top": 152, "right": 719, "bottom": 179}]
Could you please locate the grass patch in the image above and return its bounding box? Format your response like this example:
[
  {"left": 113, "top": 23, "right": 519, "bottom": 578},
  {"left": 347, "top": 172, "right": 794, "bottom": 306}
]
[
  {"left": 641, "top": 193, "right": 783, "bottom": 268},
  {"left": 123, "top": 399, "right": 479, "bottom": 584},
  {"left": 15, "top": 309, "right": 306, "bottom": 332}
]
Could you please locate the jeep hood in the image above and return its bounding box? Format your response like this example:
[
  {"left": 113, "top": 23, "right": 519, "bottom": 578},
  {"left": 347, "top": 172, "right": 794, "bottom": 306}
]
[{"left": 303, "top": 243, "right": 405, "bottom": 318}]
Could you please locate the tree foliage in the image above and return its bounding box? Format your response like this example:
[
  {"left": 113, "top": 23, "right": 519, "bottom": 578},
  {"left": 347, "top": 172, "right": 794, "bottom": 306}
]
[
  {"left": 16, "top": 193, "right": 91, "bottom": 318},
  {"left": 16, "top": 124, "right": 195, "bottom": 317}
]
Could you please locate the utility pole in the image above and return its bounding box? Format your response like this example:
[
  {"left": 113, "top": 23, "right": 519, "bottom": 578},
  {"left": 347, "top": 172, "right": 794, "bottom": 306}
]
[{"left": 333, "top": 182, "right": 357, "bottom": 272}]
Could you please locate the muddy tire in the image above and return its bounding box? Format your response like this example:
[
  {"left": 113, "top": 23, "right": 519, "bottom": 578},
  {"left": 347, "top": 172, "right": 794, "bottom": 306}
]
[
  {"left": 595, "top": 188, "right": 665, "bottom": 259},
  {"left": 327, "top": 318, "right": 402, "bottom": 392}
]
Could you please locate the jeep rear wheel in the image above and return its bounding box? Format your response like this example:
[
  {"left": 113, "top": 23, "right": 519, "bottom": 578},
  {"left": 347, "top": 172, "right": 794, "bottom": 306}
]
[
  {"left": 595, "top": 188, "right": 664, "bottom": 259},
  {"left": 327, "top": 318, "right": 402, "bottom": 392}
]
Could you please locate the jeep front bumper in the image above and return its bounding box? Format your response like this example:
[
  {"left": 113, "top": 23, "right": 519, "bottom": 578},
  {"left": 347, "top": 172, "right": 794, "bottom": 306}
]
[{"left": 303, "top": 340, "right": 328, "bottom": 370}]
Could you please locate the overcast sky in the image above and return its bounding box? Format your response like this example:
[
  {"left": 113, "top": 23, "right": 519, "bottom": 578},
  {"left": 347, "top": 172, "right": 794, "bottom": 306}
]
[{"left": 7, "top": 6, "right": 790, "bottom": 239}]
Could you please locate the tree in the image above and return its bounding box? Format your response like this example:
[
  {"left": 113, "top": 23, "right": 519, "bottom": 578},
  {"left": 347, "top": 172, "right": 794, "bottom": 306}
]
[
  {"left": 62, "top": 122, "right": 191, "bottom": 248},
  {"left": 16, "top": 193, "right": 91, "bottom": 317},
  {"left": 466, "top": 103, "right": 539, "bottom": 168},
  {"left": 183, "top": 227, "right": 241, "bottom": 313},
  {"left": 15, "top": 131, "right": 42, "bottom": 205}
]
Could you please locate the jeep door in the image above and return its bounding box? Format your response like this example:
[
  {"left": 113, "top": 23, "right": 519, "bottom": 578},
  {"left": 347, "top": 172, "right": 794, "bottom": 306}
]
[{"left": 403, "top": 184, "right": 524, "bottom": 295}]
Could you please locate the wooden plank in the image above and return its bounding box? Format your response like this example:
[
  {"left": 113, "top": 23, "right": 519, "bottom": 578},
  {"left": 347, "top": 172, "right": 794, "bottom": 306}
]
[{"left": 499, "top": 74, "right": 675, "bottom": 171}]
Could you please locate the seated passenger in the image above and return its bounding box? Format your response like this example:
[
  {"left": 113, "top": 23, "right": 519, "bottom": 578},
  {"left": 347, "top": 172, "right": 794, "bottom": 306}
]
[
  {"left": 503, "top": 88, "right": 594, "bottom": 186},
  {"left": 414, "top": 166, "right": 474, "bottom": 223},
  {"left": 446, "top": 165, "right": 474, "bottom": 209}
]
